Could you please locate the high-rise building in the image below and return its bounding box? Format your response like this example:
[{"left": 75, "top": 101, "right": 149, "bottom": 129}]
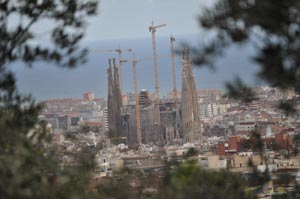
[
  {"left": 103, "top": 108, "right": 109, "bottom": 132},
  {"left": 58, "top": 115, "right": 71, "bottom": 130}
]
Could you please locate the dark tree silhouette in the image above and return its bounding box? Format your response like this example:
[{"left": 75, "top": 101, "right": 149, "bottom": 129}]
[
  {"left": 242, "top": 130, "right": 264, "bottom": 154},
  {"left": 193, "top": 0, "right": 300, "bottom": 101},
  {"left": 0, "top": 1, "right": 100, "bottom": 198},
  {"left": 159, "top": 161, "right": 255, "bottom": 199}
]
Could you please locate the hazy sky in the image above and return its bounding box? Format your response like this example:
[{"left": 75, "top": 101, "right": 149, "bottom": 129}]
[
  {"left": 84, "top": 0, "right": 215, "bottom": 41},
  {"left": 12, "top": 0, "right": 260, "bottom": 100}
]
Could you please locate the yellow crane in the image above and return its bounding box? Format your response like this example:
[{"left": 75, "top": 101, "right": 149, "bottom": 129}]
[
  {"left": 120, "top": 55, "right": 166, "bottom": 145},
  {"left": 121, "top": 56, "right": 142, "bottom": 145},
  {"left": 149, "top": 21, "right": 166, "bottom": 103},
  {"left": 170, "top": 34, "right": 177, "bottom": 109},
  {"left": 121, "top": 54, "right": 171, "bottom": 145}
]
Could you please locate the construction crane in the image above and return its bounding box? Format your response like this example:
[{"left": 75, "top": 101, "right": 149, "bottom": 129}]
[
  {"left": 116, "top": 47, "right": 132, "bottom": 95},
  {"left": 149, "top": 21, "right": 166, "bottom": 103},
  {"left": 95, "top": 47, "right": 132, "bottom": 95},
  {"left": 120, "top": 56, "right": 142, "bottom": 145},
  {"left": 120, "top": 55, "right": 168, "bottom": 145},
  {"left": 170, "top": 34, "right": 177, "bottom": 109}
]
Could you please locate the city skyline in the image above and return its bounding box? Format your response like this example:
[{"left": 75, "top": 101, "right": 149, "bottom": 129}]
[
  {"left": 12, "top": 35, "right": 258, "bottom": 101},
  {"left": 2, "top": 1, "right": 300, "bottom": 198}
]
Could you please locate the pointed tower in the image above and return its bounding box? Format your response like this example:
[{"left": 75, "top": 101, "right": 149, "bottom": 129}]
[
  {"left": 181, "top": 49, "right": 202, "bottom": 144},
  {"left": 112, "top": 58, "right": 123, "bottom": 137},
  {"left": 107, "top": 58, "right": 123, "bottom": 139},
  {"left": 187, "top": 50, "right": 202, "bottom": 144},
  {"left": 107, "top": 59, "right": 115, "bottom": 131}
]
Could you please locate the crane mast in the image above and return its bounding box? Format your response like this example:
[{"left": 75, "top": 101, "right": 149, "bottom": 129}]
[
  {"left": 132, "top": 60, "right": 142, "bottom": 145},
  {"left": 149, "top": 21, "right": 166, "bottom": 103},
  {"left": 116, "top": 47, "right": 132, "bottom": 95},
  {"left": 170, "top": 34, "right": 177, "bottom": 109},
  {"left": 151, "top": 28, "right": 158, "bottom": 101}
]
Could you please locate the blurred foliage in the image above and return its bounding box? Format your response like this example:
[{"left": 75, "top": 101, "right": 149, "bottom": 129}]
[
  {"left": 96, "top": 177, "right": 132, "bottom": 199},
  {"left": 0, "top": 83, "right": 101, "bottom": 199},
  {"left": 159, "top": 161, "right": 255, "bottom": 199},
  {"left": 276, "top": 99, "right": 297, "bottom": 116},
  {"left": 276, "top": 173, "right": 292, "bottom": 185},
  {"left": 184, "top": 147, "right": 199, "bottom": 157},
  {"left": 194, "top": 0, "right": 300, "bottom": 110},
  {"left": 271, "top": 194, "right": 288, "bottom": 199},
  {"left": 225, "top": 77, "right": 258, "bottom": 103},
  {"left": 245, "top": 169, "right": 270, "bottom": 187},
  {"left": 0, "top": 0, "right": 98, "bottom": 68},
  {"left": 241, "top": 130, "right": 264, "bottom": 154},
  {"left": 0, "top": 0, "right": 101, "bottom": 198}
]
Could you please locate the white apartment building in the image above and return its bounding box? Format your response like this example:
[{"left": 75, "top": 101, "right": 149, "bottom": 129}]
[
  {"left": 103, "top": 108, "right": 109, "bottom": 132},
  {"left": 199, "top": 102, "right": 231, "bottom": 119}
]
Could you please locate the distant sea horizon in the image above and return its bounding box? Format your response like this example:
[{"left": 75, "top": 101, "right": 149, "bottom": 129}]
[{"left": 10, "top": 34, "right": 261, "bottom": 102}]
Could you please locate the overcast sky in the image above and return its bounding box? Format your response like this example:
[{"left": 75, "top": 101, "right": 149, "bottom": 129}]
[
  {"left": 13, "top": 0, "right": 260, "bottom": 101},
  {"left": 83, "top": 0, "right": 215, "bottom": 41}
]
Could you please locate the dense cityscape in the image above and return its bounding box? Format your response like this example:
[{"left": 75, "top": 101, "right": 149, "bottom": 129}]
[
  {"left": 2, "top": 1, "right": 300, "bottom": 199},
  {"left": 39, "top": 50, "right": 300, "bottom": 198}
]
